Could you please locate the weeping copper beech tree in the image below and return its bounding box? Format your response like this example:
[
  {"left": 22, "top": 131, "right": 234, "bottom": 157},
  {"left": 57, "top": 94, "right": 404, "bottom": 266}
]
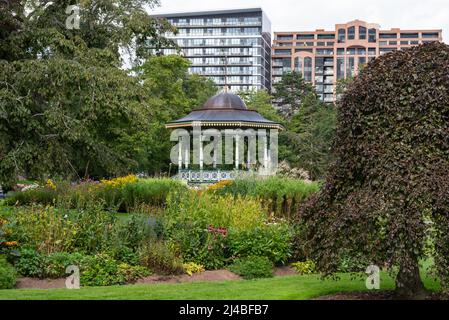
[{"left": 299, "top": 42, "right": 449, "bottom": 298}]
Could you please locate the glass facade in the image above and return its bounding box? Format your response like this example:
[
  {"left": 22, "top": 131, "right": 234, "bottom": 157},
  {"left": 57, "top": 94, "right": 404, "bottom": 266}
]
[{"left": 155, "top": 9, "right": 272, "bottom": 92}]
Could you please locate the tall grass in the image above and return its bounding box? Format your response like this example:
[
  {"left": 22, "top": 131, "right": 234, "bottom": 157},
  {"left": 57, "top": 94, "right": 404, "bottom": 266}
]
[
  {"left": 5, "top": 178, "right": 188, "bottom": 213},
  {"left": 212, "top": 176, "right": 320, "bottom": 219}
]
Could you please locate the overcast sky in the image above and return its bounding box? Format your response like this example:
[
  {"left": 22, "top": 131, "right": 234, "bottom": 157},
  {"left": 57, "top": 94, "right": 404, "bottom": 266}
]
[{"left": 151, "top": 0, "right": 448, "bottom": 42}]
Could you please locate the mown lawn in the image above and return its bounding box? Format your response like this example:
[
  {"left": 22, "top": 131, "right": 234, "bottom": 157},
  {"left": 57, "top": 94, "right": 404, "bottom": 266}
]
[{"left": 0, "top": 272, "right": 440, "bottom": 300}]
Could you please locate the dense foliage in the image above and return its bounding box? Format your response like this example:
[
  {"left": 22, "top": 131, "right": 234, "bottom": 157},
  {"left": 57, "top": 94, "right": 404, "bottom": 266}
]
[
  {"left": 241, "top": 76, "right": 336, "bottom": 180},
  {"left": 5, "top": 177, "right": 188, "bottom": 212},
  {"left": 212, "top": 177, "right": 319, "bottom": 219},
  {"left": 0, "top": 176, "right": 315, "bottom": 287},
  {"left": 300, "top": 42, "right": 449, "bottom": 298},
  {"left": 273, "top": 71, "right": 316, "bottom": 119},
  {"left": 229, "top": 256, "right": 274, "bottom": 280},
  {"left": 0, "top": 256, "right": 16, "bottom": 289},
  {"left": 0, "top": 1, "right": 216, "bottom": 187}
]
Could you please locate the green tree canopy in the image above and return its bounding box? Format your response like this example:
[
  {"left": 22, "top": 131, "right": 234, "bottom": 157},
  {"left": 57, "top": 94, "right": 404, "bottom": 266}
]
[
  {"left": 273, "top": 71, "right": 315, "bottom": 119},
  {"left": 0, "top": 0, "right": 185, "bottom": 185},
  {"left": 281, "top": 96, "right": 336, "bottom": 180},
  {"left": 238, "top": 89, "right": 283, "bottom": 124},
  {"left": 139, "top": 55, "right": 217, "bottom": 174},
  {"left": 0, "top": 0, "right": 176, "bottom": 65},
  {"left": 300, "top": 42, "right": 449, "bottom": 298}
]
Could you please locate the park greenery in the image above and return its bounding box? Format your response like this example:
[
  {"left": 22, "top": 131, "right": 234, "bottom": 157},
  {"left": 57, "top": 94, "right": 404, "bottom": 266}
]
[
  {"left": 0, "top": 0, "right": 216, "bottom": 187},
  {"left": 299, "top": 42, "right": 449, "bottom": 299},
  {"left": 0, "top": 1, "right": 448, "bottom": 301},
  {"left": 0, "top": 176, "right": 318, "bottom": 289}
]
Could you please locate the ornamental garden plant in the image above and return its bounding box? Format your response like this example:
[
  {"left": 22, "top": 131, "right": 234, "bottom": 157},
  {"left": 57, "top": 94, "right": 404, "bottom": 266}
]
[
  {"left": 299, "top": 42, "right": 449, "bottom": 299},
  {"left": 0, "top": 175, "right": 317, "bottom": 288}
]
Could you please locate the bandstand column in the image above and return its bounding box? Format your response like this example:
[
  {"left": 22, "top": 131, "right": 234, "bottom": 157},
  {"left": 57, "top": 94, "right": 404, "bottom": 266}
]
[
  {"left": 199, "top": 133, "right": 204, "bottom": 170},
  {"left": 178, "top": 138, "right": 183, "bottom": 169},
  {"left": 184, "top": 140, "right": 189, "bottom": 169},
  {"left": 263, "top": 132, "right": 268, "bottom": 170},
  {"left": 247, "top": 141, "right": 251, "bottom": 169},
  {"left": 235, "top": 133, "right": 240, "bottom": 169},
  {"left": 213, "top": 143, "right": 217, "bottom": 169}
]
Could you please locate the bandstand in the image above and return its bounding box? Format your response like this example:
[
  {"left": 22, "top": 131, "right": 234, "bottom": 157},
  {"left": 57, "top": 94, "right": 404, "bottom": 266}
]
[{"left": 166, "top": 92, "right": 283, "bottom": 184}]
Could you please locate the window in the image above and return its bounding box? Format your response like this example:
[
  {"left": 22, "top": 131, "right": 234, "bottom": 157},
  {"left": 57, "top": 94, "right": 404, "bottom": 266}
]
[
  {"left": 277, "top": 34, "right": 293, "bottom": 40},
  {"left": 304, "top": 57, "right": 312, "bottom": 82},
  {"left": 358, "top": 57, "right": 366, "bottom": 68},
  {"left": 316, "top": 49, "right": 334, "bottom": 55},
  {"left": 368, "top": 48, "right": 376, "bottom": 55},
  {"left": 410, "top": 40, "right": 419, "bottom": 45},
  {"left": 294, "top": 57, "right": 302, "bottom": 73},
  {"left": 337, "top": 57, "right": 345, "bottom": 80},
  {"left": 190, "top": 18, "right": 203, "bottom": 26},
  {"left": 400, "top": 33, "right": 419, "bottom": 38},
  {"left": 357, "top": 48, "right": 366, "bottom": 55},
  {"left": 389, "top": 41, "right": 397, "bottom": 45},
  {"left": 338, "top": 28, "right": 346, "bottom": 43},
  {"left": 369, "top": 28, "right": 377, "bottom": 43},
  {"left": 348, "top": 26, "right": 355, "bottom": 40},
  {"left": 274, "top": 49, "right": 291, "bottom": 55},
  {"left": 346, "top": 57, "right": 355, "bottom": 77},
  {"left": 379, "top": 33, "right": 397, "bottom": 39},
  {"left": 297, "top": 34, "right": 315, "bottom": 40},
  {"left": 422, "top": 32, "right": 439, "bottom": 38},
  {"left": 317, "top": 34, "right": 335, "bottom": 39},
  {"left": 317, "top": 42, "right": 326, "bottom": 46},
  {"left": 359, "top": 26, "right": 367, "bottom": 40},
  {"left": 327, "top": 42, "right": 334, "bottom": 46},
  {"left": 400, "top": 41, "right": 409, "bottom": 45},
  {"left": 244, "top": 27, "right": 259, "bottom": 35},
  {"left": 346, "top": 48, "right": 356, "bottom": 55},
  {"left": 226, "top": 17, "right": 238, "bottom": 25},
  {"left": 337, "top": 48, "right": 345, "bottom": 55},
  {"left": 295, "top": 48, "right": 313, "bottom": 53},
  {"left": 190, "top": 28, "right": 203, "bottom": 36}
]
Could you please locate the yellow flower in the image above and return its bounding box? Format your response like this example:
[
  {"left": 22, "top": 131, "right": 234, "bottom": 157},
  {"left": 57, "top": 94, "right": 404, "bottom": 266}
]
[
  {"left": 4, "top": 241, "right": 18, "bottom": 247},
  {"left": 46, "top": 179, "right": 57, "bottom": 190},
  {"left": 100, "top": 175, "right": 138, "bottom": 187},
  {"left": 207, "top": 180, "right": 233, "bottom": 191}
]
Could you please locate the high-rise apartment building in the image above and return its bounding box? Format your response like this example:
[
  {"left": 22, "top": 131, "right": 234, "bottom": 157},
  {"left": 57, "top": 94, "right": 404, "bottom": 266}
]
[
  {"left": 272, "top": 20, "right": 443, "bottom": 102},
  {"left": 154, "top": 8, "right": 272, "bottom": 92}
]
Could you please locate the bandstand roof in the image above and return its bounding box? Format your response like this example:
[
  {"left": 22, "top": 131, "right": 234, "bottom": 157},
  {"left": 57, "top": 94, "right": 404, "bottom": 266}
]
[{"left": 165, "top": 92, "right": 284, "bottom": 130}]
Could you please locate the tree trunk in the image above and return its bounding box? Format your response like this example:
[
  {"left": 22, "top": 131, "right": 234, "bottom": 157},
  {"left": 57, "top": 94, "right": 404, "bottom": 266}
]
[{"left": 395, "top": 255, "right": 427, "bottom": 299}]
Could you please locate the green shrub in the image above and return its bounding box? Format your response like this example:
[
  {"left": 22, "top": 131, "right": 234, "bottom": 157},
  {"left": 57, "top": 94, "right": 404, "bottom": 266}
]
[
  {"left": 44, "top": 252, "right": 86, "bottom": 278},
  {"left": 0, "top": 256, "right": 16, "bottom": 289},
  {"left": 4, "top": 187, "right": 57, "bottom": 206},
  {"left": 138, "top": 240, "right": 184, "bottom": 275},
  {"left": 228, "top": 223, "right": 293, "bottom": 265},
  {"left": 9, "top": 202, "right": 116, "bottom": 254},
  {"left": 213, "top": 177, "right": 320, "bottom": 219},
  {"left": 14, "top": 249, "right": 85, "bottom": 279},
  {"left": 229, "top": 256, "right": 273, "bottom": 280},
  {"left": 79, "top": 254, "right": 150, "bottom": 286},
  {"left": 291, "top": 260, "right": 316, "bottom": 275},
  {"left": 5, "top": 178, "right": 188, "bottom": 213},
  {"left": 14, "top": 248, "right": 45, "bottom": 278},
  {"left": 120, "top": 179, "right": 187, "bottom": 211},
  {"left": 14, "top": 249, "right": 149, "bottom": 285},
  {"left": 163, "top": 191, "right": 267, "bottom": 269}
]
